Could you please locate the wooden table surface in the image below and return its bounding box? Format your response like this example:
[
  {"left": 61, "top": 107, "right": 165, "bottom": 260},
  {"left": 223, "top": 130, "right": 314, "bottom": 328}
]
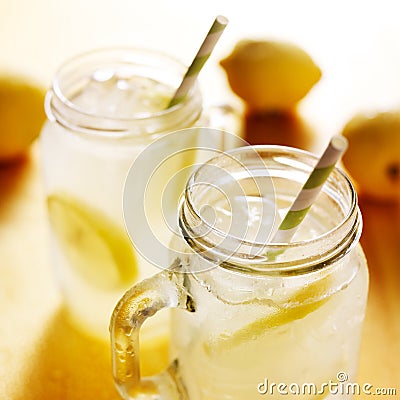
[{"left": 0, "top": 1, "right": 399, "bottom": 398}]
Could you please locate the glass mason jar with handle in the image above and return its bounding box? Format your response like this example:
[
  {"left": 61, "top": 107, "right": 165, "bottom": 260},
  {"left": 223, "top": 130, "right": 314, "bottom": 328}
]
[
  {"left": 111, "top": 145, "right": 369, "bottom": 400},
  {"left": 40, "top": 48, "right": 238, "bottom": 340}
]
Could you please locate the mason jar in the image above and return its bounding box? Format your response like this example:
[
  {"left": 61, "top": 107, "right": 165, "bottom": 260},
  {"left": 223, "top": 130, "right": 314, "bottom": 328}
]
[
  {"left": 111, "top": 145, "right": 369, "bottom": 400},
  {"left": 40, "top": 47, "right": 238, "bottom": 340}
]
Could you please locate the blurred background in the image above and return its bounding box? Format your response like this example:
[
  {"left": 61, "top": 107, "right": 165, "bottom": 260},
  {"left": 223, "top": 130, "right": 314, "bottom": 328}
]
[
  {"left": 2, "top": 0, "right": 400, "bottom": 138},
  {"left": 0, "top": 1, "right": 399, "bottom": 399}
]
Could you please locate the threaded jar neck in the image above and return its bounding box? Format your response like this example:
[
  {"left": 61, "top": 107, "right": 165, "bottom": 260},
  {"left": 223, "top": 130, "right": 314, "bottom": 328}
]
[
  {"left": 45, "top": 47, "right": 203, "bottom": 138},
  {"left": 179, "top": 145, "right": 361, "bottom": 275}
]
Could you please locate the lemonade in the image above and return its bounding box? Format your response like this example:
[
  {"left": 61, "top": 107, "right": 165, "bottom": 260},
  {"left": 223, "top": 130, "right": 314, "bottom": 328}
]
[
  {"left": 170, "top": 203, "right": 368, "bottom": 400},
  {"left": 110, "top": 146, "right": 369, "bottom": 400},
  {"left": 40, "top": 48, "right": 205, "bottom": 339}
]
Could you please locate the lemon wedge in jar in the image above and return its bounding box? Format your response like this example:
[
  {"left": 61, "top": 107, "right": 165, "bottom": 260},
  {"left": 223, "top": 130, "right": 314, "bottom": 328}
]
[
  {"left": 220, "top": 39, "right": 322, "bottom": 112},
  {"left": 47, "top": 193, "right": 138, "bottom": 290},
  {"left": 204, "top": 274, "right": 333, "bottom": 355}
]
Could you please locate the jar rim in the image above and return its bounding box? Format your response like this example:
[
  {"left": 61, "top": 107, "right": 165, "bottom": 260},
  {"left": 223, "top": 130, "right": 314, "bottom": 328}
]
[
  {"left": 45, "top": 47, "right": 202, "bottom": 137},
  {"left": 180, "top": 145, "right": 361, "bottom": 274}
]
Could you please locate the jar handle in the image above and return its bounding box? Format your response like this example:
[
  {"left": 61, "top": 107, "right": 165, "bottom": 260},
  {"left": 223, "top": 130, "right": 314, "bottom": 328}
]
[{"left": 110, "top": 262, "right": 192, "bottom": 400}]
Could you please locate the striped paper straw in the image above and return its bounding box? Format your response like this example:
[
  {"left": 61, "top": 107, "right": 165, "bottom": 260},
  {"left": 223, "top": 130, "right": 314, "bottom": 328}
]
[
  {"left": 271, "top": 135, "right": 348, "bottom": 244},
  {"left": 168, "top": 15, "right": 229, "bottom": 108}
]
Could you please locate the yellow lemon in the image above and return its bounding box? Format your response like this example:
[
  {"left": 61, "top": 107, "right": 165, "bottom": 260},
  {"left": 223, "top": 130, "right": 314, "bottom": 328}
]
[
  {"left": 0, "top": 74, "right": 46, "bottom": 162},
  {"left": 220, "top": 39, "right": 322, "bottom": 112},
  {"left": 341, "top": 111, "right": 400, "bottom": 203},
  {"left": 47, "top": 193, "right": 138, "bottom": 290}
]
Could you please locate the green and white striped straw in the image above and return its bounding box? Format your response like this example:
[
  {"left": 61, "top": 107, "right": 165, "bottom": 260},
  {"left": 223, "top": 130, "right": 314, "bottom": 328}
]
[
  {"left": 271, "top": 135, "right": 348, "bottom": 244},
  {"left": 168, "top": 15, "right": 229, "bottom": 108}
]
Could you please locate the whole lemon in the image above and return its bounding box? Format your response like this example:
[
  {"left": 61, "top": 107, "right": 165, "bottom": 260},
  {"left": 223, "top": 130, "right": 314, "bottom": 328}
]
[
  {"left": 341, "top": 111, "right": 400, "bottom": 203},
  {"left": 0, "top": 74, "right": 46, "bottom": 163},
  {"left": 220, "top": 39, "right": 322, "bottom": 112}
]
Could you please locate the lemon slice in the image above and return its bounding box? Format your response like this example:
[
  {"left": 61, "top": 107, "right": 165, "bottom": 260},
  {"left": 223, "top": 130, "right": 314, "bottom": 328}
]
[
  {"left": 47, "top": 193, "right": 138, "bottom": 290},
  {"left": 205, "top": 274, "right": 333, "bottom": 355}
]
